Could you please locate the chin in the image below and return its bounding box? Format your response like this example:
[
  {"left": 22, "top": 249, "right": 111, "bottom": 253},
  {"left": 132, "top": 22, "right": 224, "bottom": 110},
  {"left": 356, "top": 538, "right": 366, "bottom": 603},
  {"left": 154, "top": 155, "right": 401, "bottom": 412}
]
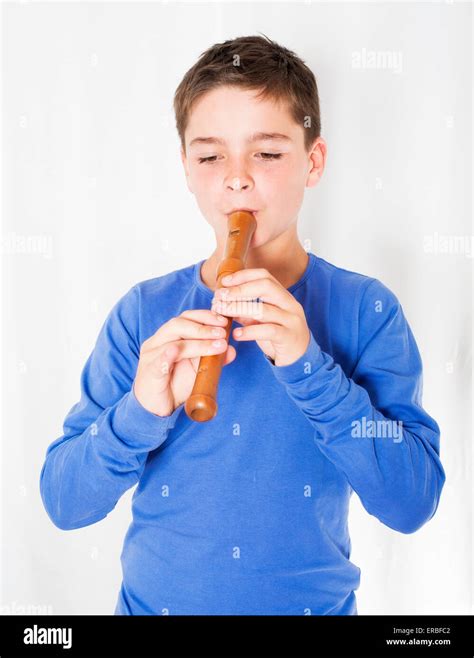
[{"left": 249, "top": 230, "right": 269, "bottom": 250}]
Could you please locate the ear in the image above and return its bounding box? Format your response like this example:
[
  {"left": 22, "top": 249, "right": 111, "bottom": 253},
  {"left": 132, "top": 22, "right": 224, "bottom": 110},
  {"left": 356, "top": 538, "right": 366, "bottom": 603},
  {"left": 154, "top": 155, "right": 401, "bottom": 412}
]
[
  {"left": 305, "top": 137, "right": 327, "bottom": 188},
  {"left": 180, "top": 147, "right": 194, "bottom": 194}
]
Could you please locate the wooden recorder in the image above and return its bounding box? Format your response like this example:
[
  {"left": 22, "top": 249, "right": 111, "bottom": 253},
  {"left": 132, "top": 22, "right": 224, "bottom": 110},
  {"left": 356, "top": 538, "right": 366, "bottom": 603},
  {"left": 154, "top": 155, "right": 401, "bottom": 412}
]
[{"left": 184, "top": 210, "right": 257, "bottom": 422}]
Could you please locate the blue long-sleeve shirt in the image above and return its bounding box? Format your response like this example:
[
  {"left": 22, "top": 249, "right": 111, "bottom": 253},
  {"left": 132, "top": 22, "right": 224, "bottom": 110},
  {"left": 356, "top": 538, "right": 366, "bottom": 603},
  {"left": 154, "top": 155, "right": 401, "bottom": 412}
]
[{"left": 39, "top": 252, "right": 445, "bottom": 615}]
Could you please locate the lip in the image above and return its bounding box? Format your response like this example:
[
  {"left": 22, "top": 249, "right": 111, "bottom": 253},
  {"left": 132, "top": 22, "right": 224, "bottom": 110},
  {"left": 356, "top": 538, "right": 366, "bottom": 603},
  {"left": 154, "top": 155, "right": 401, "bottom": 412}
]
[{"left": 225, "top": 208, "right": 258, "bottom": 216}]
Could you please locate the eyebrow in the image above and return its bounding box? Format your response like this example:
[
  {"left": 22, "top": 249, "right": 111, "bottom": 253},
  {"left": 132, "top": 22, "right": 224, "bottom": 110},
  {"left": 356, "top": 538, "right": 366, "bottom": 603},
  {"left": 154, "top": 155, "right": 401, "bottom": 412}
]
[{"left": 189, "top": 132, "right": 292, "bottom": 148}]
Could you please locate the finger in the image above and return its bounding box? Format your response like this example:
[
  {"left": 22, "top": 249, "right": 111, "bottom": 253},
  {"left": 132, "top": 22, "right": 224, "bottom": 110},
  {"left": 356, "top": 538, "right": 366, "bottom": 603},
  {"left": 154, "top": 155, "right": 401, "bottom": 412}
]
[
  {"left": 152, "top": 340, "right": 235, "bottom": 383},
  {"left": 234, "top": 316, "right": 260, "bottom": 328},
  {"left": 189, "top": 342, "right": 236, "bottom": 374},
  {"left": 214, "top": 278, "right": 295, "bottom": 313},
  {"left": 145, "top": 312, "right": 229, "bottom": 350},
  {"left": 213, "top": 299, "right": 293, "bottom": 326},
  {"left": 232, "top": 323, "right": 289, "bottom": 343},
  {"left": 180, "top": 308, "right": 229, "bottom": 326},
  {"left": 220, "top": 268, "right": 277, "bottom": 287},
  {"left": 149, "top": 338, "right": 228, "bottom": 374}
]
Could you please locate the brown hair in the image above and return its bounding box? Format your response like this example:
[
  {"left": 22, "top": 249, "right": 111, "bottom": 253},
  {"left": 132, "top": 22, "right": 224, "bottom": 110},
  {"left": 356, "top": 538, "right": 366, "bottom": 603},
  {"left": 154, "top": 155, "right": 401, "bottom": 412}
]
[{"left": 173, "top": 34, "right": 321, "bottom": 154}]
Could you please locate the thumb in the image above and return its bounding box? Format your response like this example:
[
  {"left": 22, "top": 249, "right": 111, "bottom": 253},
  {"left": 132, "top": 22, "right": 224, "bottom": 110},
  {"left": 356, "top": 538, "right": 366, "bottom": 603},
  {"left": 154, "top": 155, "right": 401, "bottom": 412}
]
[{"left": 223, "top": 344, "right": 237, "bottom": 365}]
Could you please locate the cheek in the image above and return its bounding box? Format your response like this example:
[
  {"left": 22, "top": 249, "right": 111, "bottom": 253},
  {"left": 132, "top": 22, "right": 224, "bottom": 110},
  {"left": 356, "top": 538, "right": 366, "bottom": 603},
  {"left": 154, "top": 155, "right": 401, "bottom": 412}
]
[
  {"left": 192, "top": 165, "right": 216, "bottom": 189},
  {"left": 257, "top": 160, "right": 304, "bottom": 206}
]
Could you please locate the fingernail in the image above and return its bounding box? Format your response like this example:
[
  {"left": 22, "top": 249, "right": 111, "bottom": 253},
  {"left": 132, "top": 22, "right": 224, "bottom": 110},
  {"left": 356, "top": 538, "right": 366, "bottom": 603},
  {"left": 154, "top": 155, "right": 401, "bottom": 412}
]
[
  {"left": 222, "top": 274, "right": 232, "bottom": 283},
  {"left": 217, "top": 315, "right": 227, "bottom": 322},
  {"left": 212, "top": 339, "right": 223, "bottom": 347}
]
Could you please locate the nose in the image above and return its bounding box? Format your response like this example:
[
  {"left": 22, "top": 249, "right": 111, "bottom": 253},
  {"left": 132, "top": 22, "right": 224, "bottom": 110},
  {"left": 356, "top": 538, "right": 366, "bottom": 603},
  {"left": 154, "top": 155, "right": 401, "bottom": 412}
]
[
  {"left": 225, "top": 160, "right": 253, "bottom": 192},
  {"left": 226, "top": 176, "right": 251, "bottom": 192}
]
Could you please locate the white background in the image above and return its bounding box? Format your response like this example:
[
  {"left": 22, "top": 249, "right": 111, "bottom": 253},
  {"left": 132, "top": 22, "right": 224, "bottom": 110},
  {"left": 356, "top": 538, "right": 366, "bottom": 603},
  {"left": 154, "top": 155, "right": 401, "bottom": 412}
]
[{"left": 1, "top": 0, "right": 472, "bottom": 615}]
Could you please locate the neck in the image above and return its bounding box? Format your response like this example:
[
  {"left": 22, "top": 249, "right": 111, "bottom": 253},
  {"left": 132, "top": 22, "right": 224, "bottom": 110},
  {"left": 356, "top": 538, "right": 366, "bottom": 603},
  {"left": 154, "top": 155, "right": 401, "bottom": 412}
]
[{"left": 200, "top": 225, "right": 310, "bottom": 292}]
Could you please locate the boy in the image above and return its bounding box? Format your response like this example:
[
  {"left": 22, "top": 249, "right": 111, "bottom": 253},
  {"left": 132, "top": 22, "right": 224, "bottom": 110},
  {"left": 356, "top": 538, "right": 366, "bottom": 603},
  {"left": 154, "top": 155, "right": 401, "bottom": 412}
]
[{"left": 39, "top": 35, "right": 445, "bottom": 615}]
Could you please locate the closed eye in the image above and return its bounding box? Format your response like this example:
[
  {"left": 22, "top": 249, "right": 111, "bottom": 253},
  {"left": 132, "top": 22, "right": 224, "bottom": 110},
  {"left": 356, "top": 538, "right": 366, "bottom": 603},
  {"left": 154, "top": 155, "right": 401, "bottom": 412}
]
[{"left": 198, "top": 153, "right": 283, "bottom": 164}]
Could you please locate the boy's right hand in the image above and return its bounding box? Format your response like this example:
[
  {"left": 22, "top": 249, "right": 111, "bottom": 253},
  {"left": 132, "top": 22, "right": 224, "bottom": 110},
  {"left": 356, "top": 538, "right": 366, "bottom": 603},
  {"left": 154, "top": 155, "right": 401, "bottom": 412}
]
[{"left": 132, "top": 309, "right": 236, "bottom": 417}]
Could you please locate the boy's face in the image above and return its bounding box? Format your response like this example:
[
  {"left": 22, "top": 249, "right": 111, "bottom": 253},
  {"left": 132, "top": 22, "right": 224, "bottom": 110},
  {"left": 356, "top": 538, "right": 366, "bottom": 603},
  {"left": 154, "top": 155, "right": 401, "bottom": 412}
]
[{"left": 180, "top": 85, "right": 326, "bottom": 250}]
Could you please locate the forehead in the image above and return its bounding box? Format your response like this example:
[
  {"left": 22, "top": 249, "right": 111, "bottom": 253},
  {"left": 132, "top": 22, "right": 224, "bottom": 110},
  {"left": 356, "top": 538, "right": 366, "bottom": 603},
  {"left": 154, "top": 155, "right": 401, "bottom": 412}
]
[{"left": 186, "top": 86, "right": 299, "bottom": 146}]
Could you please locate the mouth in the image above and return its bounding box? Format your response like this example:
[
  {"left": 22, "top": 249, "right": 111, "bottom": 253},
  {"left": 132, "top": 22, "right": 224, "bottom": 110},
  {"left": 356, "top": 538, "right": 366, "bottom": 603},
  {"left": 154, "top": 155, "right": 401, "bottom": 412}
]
[{"left": 225, "top": 208, "right": 258, "bottom": 216}]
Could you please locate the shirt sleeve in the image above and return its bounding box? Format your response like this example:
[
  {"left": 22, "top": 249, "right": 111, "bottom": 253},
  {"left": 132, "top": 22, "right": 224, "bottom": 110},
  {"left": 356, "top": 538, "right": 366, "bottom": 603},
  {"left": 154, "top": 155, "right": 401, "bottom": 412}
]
[
  {"left": 264, "top": 278, "right": 446, "bottom": 534},
  {"left": 39, "top": 284, "right": 184, "bottom": 531}
]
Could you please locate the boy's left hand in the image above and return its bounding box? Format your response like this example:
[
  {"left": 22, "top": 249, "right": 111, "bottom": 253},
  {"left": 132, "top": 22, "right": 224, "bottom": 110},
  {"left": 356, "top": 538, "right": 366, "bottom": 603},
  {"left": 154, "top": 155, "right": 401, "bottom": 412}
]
[{"left": 211, "top": 268, "right": 311, "bottom": 367}]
